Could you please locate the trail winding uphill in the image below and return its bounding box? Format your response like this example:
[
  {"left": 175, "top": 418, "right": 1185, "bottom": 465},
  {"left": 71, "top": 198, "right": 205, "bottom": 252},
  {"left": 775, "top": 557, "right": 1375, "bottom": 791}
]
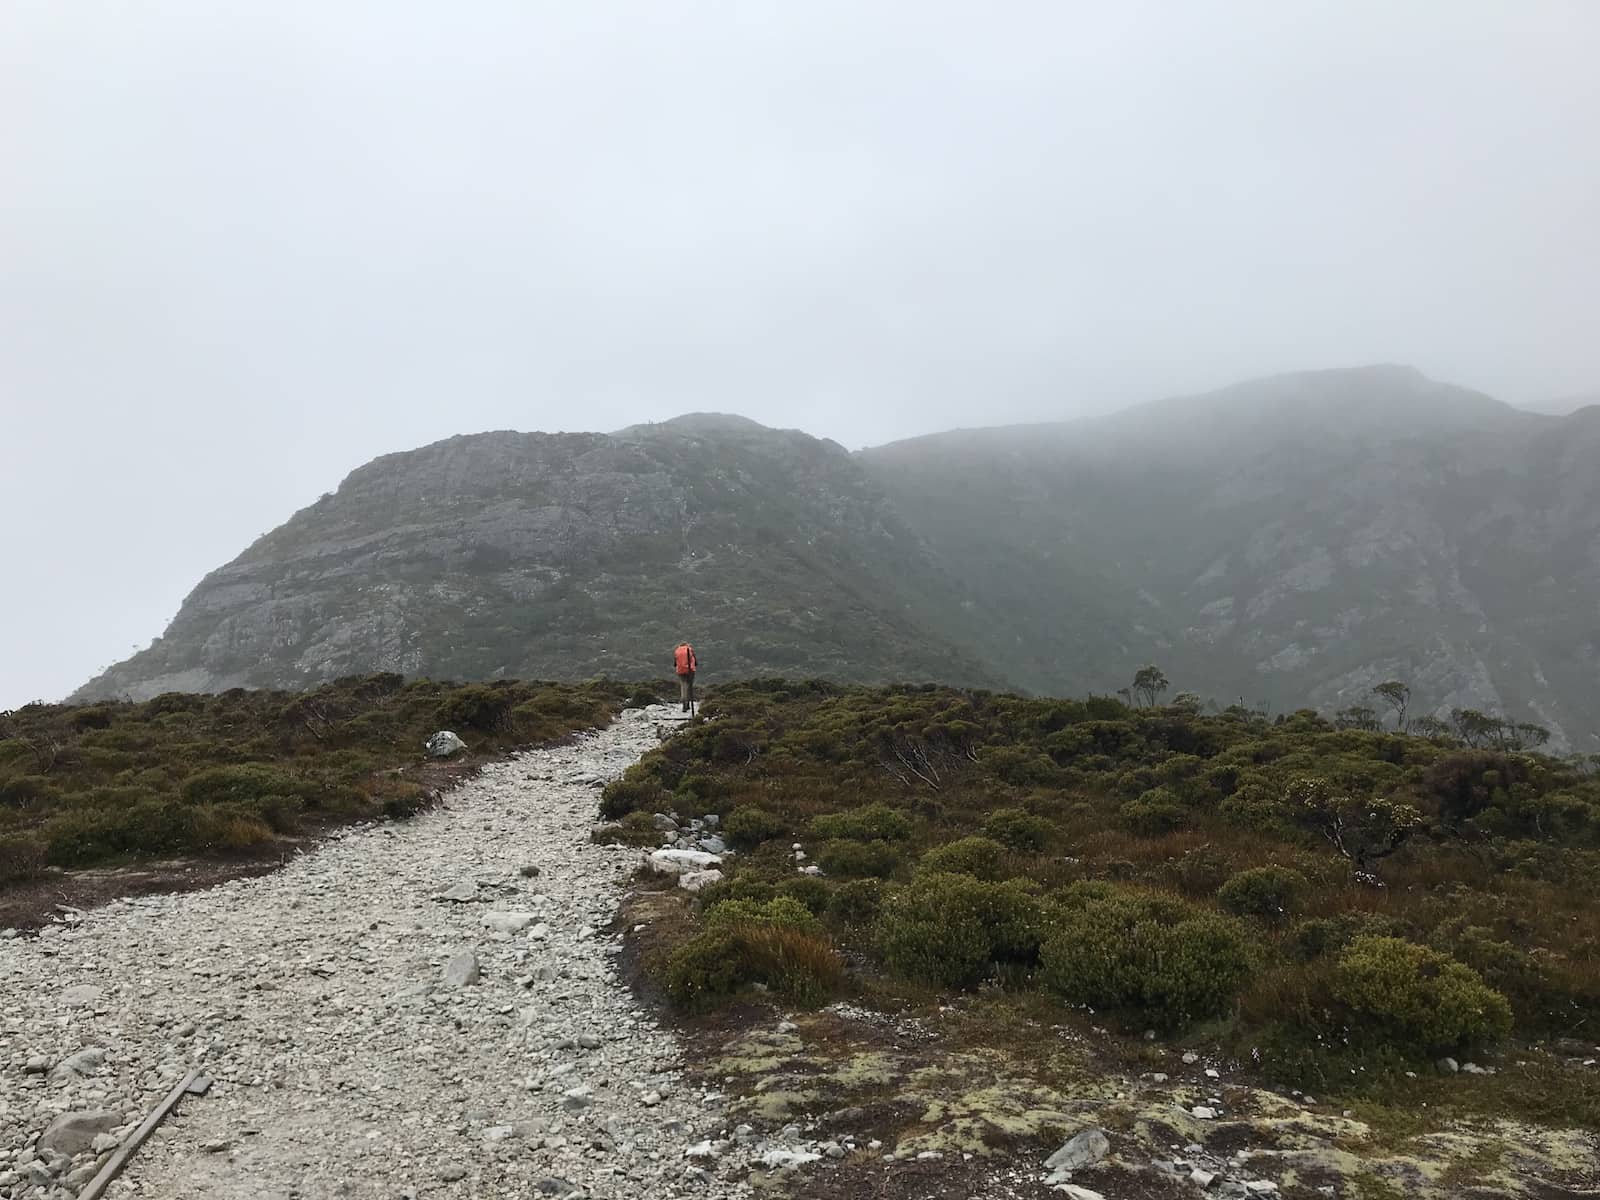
[{"left": 0, "top": 706, "right": 746, "bottom": 1200}]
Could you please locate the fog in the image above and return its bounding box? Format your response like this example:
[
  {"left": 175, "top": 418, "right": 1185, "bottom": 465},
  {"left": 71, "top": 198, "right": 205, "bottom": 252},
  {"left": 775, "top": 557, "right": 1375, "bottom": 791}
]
[{"left": 2, "top": 1, "right": 1597, "bottom": 707}]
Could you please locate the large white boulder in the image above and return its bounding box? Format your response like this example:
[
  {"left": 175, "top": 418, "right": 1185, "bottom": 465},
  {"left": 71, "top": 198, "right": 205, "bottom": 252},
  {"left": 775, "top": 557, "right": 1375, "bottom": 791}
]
[
  {"left": 647, "top": 848, "right": 722, "bottom": 876},
  {"left": 425, "top": 730, "right": 467, "bottom": 758}
]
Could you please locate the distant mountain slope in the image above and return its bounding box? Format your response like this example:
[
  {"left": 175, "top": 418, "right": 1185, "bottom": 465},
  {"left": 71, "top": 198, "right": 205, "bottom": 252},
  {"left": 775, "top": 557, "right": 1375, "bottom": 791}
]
[
  {"left": 77, "top": 415, "right": 1000, "bottom": 698},
  {"left": 76, "top": 368, "right": 1600, "bottom": 750},
  {"left": 864, "top": 366, "right": 1600, "bottom": 748}
]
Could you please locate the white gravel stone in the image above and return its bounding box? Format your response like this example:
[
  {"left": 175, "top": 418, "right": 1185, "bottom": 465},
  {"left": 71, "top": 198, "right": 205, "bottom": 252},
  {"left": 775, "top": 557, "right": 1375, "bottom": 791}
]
[{"left": 0, "top": 706, "right": 748, "bottom": 1200}]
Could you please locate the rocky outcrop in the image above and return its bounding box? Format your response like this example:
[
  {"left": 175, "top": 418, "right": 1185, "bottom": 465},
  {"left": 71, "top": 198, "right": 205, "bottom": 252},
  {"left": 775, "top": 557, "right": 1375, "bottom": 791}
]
[{"left": 75, "top": 415, "right": 997, "bottom": 700}]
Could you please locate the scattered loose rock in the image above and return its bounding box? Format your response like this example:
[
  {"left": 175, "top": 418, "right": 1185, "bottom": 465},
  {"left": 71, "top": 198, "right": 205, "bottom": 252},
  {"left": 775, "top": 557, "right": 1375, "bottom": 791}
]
[
  {"left": 441, "top": 948, "right": 481, "bottom": 988},
  {"left": 38, "top": 1109, "right": 123, "bottom": 1156},
  {"left": 0, "top": 707, "right": 747, "bottom": 1200},
  {"left": 1045, "top": 1127, "right": 1110, "bottom": 1179}
]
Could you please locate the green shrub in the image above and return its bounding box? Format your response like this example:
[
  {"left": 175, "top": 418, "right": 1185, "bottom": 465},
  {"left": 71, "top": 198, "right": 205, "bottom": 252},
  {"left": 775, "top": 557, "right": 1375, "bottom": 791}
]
[
  {"left": 829, "top": 878, "right": 887, "bottom": 925},
  {"left": 663, "top": 928, "right": 744, "bottom": 1008},
  {"left": 916, "top": 836, "right": 1008, "bottom": 881},
  {"left": 982, "top": 806, "right": 1054, "bottom": 852},
  {"left": 43, "top": 800, "right": 202, "bottom": 865},
  {"left": 1038, "top": 886, "right": 1253, "bottom": 1030},
  {"left": 1217, "top": 866, "right": 1309, "bottom": 923},
  {"left": 1119, "top": 788, "right": 1189, "bottom": 835},
  {"left": 1287, "top": 912, "right": 1401, "bottom": 961},
  {"left": 704, "top": 895, "right": 822, "bottom": 935},
  {"left": 665, "top": 924, "right": 843, "bottom": 1010},
  {"left": 0, "top": 833, "right": 48, "bottom": 882},
  {"left": 435, "top": 684, "right": 515, "bottom": 731},
  {"left": 592, "top": 810, "right": 662, "bottom": 847},
  {"left": 876, "top": 873, "right": 1042, "bottom": 987},
  {"left": 599, "top": 777, "right": 669, "bottom": 820},
  {"left": 0, "top": 775, "right": 61, "bottom": 808},
  {"left": 777, "top": 874, "right": 833, "bottom": 915},
  {"left": 69, "top": 706, "right": 115, "bottom": 731},
  {"left": 724, "top": 805, "right": 788, "bottom": 848},
  {"left": 811, "top": 802, "right": 912, "bottom": 842},
  {"left": 817, "top": 838, "right": 903, "bottom": 878},
  {"left": 180, "top": 764, "right": 312, "bottom": 806},
  {"left": 978, "top": 745, "right": 1063, "bottom": 786},
  {"left": 1332, "top": 936, "right": 1513, "bottom": 1052},
  {"left": 695, "top": 873, "right": 779, "bottom": 909}
]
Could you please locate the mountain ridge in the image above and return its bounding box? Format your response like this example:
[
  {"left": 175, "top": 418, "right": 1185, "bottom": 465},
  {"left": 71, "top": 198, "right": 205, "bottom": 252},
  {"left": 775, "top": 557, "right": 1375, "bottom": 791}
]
[{"left": 75, "top": 366, "right": 1600, "bottom": 750}]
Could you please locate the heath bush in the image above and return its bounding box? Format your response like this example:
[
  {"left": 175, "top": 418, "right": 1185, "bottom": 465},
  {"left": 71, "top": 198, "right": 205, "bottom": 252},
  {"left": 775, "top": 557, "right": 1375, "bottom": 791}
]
[
  {"left": 723, "top": 805, "right": 788, "bottom": 848},
  {"left": 668, "top": 903, "right": 843, "bottom": 1010},
  {"left": 876, "top": 873, "right": 1042, "bottom": 988},
  {"left": 982, "top": 806, "right": 1055, "bottom": 852},
  {"left": 704, "top": 895, "right": 822, "bottom": 936},
  {"left": 811, "top": 802, "right": 912, "bottom": 842},
  {"left": 828, "top": 878, "right": 887, "bottom": 926},
  {"left": 1038, "top": 886, "right": 1253, "bottom": 1030},
  {"left": 916, "top": 836, "right": 1008, "bottom": 881},
  {"left": 777, "top": 874, "right": 833, "bottom": 915},
  {"left": 1119, "top": 788, "right": 1189, "bottom": 835},
  {"left": 817, "top": 838, "right": 903, "bottom": 879},
  {"left": 0, "top": 833, "right": 48, "bottom": 883},
  {"left": 1217, "top": 865, "right": 1310, "bottom": 923},
  {"left": 598, "top": 777, "right": 670, "bottom": 821},
  {"left": 1332, "top": 936, "right": 1513, "bottom": 1052}
]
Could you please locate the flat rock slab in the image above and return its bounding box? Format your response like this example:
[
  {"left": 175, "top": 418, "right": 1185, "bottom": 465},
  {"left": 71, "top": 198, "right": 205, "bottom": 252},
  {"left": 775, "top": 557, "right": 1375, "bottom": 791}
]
[{"left": 60, "top": 984, "right": 104, "bottom": 1008}]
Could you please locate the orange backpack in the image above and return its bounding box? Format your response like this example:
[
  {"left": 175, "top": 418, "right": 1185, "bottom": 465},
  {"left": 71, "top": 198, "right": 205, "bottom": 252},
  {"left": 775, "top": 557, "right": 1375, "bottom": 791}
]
[{"left": 674, "top": 644, "right": 697, "bottom": 676}]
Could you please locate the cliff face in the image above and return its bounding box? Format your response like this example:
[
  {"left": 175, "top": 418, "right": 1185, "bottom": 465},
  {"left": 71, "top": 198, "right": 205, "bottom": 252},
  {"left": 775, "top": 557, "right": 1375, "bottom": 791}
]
[{"left": 76, "top": 370, "right": 1600, "bottom": 750}]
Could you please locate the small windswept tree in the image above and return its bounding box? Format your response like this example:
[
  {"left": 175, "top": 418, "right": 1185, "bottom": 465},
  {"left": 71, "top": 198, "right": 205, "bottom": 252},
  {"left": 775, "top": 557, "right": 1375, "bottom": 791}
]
[
  {"left": 1287, "top": 777, "right": 1421, "bottom": 872},
  {"left": 1335, "top": 705, "right": 1381, "bottom": 732},
  {"left": 1130, "top": 665, "right": 1170, "bottom": 709},
  {"left": 1372, "top": 681, "right": 1411, "bottom": 732}
]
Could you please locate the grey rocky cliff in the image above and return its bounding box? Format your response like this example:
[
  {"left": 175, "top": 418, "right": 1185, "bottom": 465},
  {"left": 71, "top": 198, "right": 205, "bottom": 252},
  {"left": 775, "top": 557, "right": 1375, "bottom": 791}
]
[{"left": 76, "top": 415, "right": 996, "bottom": 700}]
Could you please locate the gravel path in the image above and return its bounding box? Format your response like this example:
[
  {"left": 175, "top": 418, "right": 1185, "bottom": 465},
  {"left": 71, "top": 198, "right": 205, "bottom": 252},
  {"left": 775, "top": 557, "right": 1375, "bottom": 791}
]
[{"left": 0, "top": 706, "right": 747, "bottom": 1200}]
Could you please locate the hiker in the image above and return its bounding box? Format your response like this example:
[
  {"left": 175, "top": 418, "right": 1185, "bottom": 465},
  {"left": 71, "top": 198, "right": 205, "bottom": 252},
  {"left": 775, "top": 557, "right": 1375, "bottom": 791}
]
[{"left": 673, "top": 641, "right": 698, "bottom": 713}]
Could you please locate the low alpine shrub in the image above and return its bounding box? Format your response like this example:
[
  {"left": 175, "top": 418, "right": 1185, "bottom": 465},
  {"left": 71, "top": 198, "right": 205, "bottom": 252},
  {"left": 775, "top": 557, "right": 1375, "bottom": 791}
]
[
  {"left": 723, "top": 805, "right": 788, "bottom": 848},
  {"left": 1332, "top": 936, "right": 1513, "bottom": 1052},
  {"left": 916, "top": 836, "right": 1008, "bottom": 880},
  {"left": 598, "top": 778, "right": 669, "bottom": 820},
  {"left": 1217, "top": 865, "right": 1309, "bottom": 923},
  {"left": 1119, "top": 788, "right": 1189, "bottom": 835},
  {"left": 704, "top": 894, "right": 822, "bottom": 935},
  {"left": 811, "top": 802, "right": 912, "bottom": 842},
  {"left": 876, "top": 873, "right": 1042, "bottom": 987},
  {"left": 828, "top": 878, "right": 887, "bottom": 925},
  {"left": 777, "top": 874, "right": 833, "bottom": 915},
  {"left": 1038, "top": 885, "right": 1253, "bottom": 1030},
  {"left": 982, "top": 806, "right": 1055, "bottom": 852},
  {"left": 816, "top": 838, "right": 903, "bottom": 878}
]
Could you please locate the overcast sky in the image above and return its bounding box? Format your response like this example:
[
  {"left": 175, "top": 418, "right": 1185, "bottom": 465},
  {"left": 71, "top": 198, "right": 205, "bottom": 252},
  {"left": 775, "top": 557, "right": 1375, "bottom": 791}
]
[{"left": 2, "top": 1, "right": 1597, "bottom": 708}]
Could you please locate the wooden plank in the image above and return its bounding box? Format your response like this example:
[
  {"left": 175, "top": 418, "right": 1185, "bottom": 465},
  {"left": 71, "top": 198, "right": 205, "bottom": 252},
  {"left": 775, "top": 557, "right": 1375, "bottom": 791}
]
[{"left": 77, "top": 1068, "right": 206, "bottom": 1200}]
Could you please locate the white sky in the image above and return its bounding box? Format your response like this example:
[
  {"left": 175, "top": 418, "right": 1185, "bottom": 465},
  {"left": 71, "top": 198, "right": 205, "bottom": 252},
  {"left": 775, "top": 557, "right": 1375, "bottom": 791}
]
[{"left": 2, "top": 1, "right": 1597, "bottom": 707}]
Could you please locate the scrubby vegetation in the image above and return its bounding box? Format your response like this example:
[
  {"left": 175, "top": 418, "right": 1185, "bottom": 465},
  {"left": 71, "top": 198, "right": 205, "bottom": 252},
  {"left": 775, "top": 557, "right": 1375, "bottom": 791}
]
[
  {"left": 0, "top": 675, "right": 643, "bottom": 883},
  {"left": 621, "top": 680, "right": 1600, "bottom": 1104}
]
